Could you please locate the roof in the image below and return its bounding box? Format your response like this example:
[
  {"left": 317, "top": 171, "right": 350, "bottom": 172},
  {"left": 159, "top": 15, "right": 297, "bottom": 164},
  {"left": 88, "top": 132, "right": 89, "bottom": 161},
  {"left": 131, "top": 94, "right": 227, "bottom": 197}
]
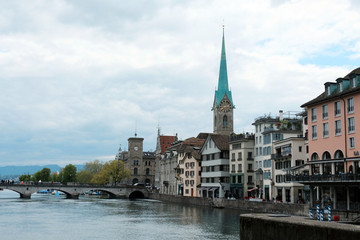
[
  {"left": 301, "top": 67, "right": 360, "bottom": 108},
  {"left": 209, "top": 134, "right": 230, "bottom": 151},
  {"left": 176, "top": 137, "right": 206, "bottom": 153},
  {"left": 214, "top": 27, "right": 233, "bottom": 107}
]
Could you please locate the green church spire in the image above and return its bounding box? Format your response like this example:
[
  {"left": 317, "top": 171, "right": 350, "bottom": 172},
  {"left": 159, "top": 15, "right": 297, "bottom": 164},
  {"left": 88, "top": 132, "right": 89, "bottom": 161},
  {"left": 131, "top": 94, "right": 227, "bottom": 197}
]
[{"left": 215, "top": 26, "right": 233, "bottom": 107}]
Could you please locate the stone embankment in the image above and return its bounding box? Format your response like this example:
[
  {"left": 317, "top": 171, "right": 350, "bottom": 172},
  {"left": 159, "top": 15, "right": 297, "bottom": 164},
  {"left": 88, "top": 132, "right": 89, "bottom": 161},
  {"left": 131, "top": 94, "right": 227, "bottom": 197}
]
[
  {"left": 149, "top": 193, "right": 308, "bottom": 216},
  {"left": 240, "top": 213, "right": 360, "bottom": 240}
]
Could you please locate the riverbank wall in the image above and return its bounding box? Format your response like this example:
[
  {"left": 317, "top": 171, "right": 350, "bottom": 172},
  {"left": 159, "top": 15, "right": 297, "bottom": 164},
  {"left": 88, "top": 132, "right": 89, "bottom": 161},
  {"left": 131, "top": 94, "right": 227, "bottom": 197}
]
[
  {"left": 149, "top": 193, "right": 308, "bottom": 216},
  {"left": 240, "top": 213, "right": 360, "bottom": 240}
]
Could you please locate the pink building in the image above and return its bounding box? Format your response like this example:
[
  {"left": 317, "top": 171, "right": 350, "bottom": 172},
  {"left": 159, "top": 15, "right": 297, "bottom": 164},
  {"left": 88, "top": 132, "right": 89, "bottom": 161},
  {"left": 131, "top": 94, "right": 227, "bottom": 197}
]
[{"left": 300, "top": 68, "right": 360, "bottom": 213}]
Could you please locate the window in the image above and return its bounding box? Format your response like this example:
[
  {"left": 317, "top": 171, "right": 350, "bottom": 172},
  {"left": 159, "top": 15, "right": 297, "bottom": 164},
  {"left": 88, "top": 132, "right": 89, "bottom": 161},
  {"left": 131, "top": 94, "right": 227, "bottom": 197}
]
[
  {"left": 326, "top": 86, "right": 331, "bottom": 96},
  {"left": 338, "top": 82, "right": 343, "bottom": 92},
  {"left": 347, "top": 98, "right": 354, "bottom": 113},
  {"left": 348, "top": 117, "right": 355, "bottom": 133},
  {"left": 312, "top": 125, "right": 317, "bottom": 139},
  {"left": 248, "top": 164, "right": 253, "bottom": 171},
  {"left": 323, "top": 123, "right": 329, "bottom": 137},
  {"left": 238, "top": 152, "right": 242, "bottom": 160},
  {"left": 259, "top": 147, "right": 262, "bottom": 155},
  {"left": 322, "top": 105, "right": 328, "bottom": 119},
  {"left": 352, "top": 77, "right": 357, "bottom": 88},
  {"left": 133, "top": 160, "right": 139, "bottom": 166},
  {"left": 134, "top": 168, "right": 138, "bottom": 176},
  {"left": 223, "top": 115, "right": 228, "bottom": 128},
  {"left": 311, "top": 108, "right": 317, "bottom": 122},
  {"left": 350, "top": 137, "right": 355, "bottom": 149},
  {"left": 299, "top": 146, "right": 302, "bottom": 152},
  {"left": 334, "top": 101, "right": 341, "bottom": 116},
  {"left": 146, "top": 168, "right": 150, "bottom": 175},
  {"left": 335, "top": 120, "right": 341, "bottom": 135},
  {"left": 231, "top": 164, "right": 235, "bottom": 172},
  {"left": 238, "top": 164, "right": 242, "bottom": 172}
]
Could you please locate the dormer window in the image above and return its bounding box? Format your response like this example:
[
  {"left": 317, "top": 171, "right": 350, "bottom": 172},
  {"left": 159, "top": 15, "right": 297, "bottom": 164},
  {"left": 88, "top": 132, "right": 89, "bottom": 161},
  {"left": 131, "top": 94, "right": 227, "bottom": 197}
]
[
  {"left": 352, "top": 77, "right": 357, "bottom": 88},
  {"left": 338, "top": 83, "right": 343, "bottom": 92},
  {"left": 326, "top": 86, "right": 331, "bottom": 96}
]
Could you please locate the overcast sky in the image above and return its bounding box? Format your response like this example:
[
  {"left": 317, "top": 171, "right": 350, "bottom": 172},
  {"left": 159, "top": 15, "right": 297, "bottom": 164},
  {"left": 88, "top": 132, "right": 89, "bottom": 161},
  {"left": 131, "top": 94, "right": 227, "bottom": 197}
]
[{"left": 1, "top": 0, "right": 359, "bottom": 166}]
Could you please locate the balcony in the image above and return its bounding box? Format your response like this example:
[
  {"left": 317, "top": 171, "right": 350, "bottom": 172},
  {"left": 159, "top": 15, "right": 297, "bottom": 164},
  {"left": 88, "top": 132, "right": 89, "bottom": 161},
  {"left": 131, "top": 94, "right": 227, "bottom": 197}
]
[
  {"left": 271, "top": 153, "right": 291, "bottom": 160},
  {"left": 231, "top": 158, "right": 236, "bottom": 162},
  {"left": 247, "top": 170, "right": 254, "bottom": 173},
  {"left": 292, "top": 173, "right": 360, "bottom": 183},
  {"left": 247, "top": 157, "right": 254, "bottom": 161}
]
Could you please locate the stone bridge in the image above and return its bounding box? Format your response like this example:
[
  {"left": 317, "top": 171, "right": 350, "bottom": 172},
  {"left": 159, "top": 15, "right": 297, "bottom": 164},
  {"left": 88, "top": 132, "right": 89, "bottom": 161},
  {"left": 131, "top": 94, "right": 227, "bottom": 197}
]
[{"left": 0, "top": 182, "right": 150, "bottom": 199}]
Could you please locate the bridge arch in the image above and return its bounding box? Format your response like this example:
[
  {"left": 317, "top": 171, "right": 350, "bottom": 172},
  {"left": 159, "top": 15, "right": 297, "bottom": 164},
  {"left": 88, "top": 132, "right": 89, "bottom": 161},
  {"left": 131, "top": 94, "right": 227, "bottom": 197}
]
[{"left": 128, "top": 190, "right": 145, "bottom": 199}]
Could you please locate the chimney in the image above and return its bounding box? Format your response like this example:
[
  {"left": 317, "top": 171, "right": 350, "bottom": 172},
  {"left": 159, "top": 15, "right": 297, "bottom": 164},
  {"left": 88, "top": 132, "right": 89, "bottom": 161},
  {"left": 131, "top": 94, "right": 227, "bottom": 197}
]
[{"left": 279, "top": 110, "right": 284, "bottom": 121}]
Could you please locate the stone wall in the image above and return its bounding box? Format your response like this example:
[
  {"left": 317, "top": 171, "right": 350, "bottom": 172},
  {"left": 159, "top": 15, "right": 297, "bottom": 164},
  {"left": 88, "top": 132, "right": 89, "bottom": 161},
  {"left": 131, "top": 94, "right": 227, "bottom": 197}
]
[
  {"left": 149, "top": 193, "right": 309, "bottom": 216},
  {"left": 240, "top": 213, "right": 360, "bottom": 240}
]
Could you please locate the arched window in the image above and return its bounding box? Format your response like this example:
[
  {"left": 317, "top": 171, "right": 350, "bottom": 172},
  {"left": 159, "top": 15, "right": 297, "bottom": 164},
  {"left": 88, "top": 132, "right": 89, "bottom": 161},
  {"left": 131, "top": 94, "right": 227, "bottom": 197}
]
[
  {"left": 132, "top": 178, "right": 138, "bottom": 184},
  {"left": 134, "top": 168, "right": 138, "bottom": 176},
  {"left": 334, "top": 150, "right": 344, "bottom": 159},
  {"left": 322, "top": 151, "right": 331, "bottom": 160},
  {"left": 145, "top": 178, "right": 151, "bottom": 185},
  {"left": 311, "top": 153, "right": 319, "bottom": 161},
  {"left": 223, "top": 115, "right": 228, "bottom": 128}
]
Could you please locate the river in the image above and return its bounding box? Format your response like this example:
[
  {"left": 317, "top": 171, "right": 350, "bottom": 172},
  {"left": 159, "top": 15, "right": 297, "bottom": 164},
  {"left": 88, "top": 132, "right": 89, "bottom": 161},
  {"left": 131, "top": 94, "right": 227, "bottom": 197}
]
[{"left": 0, "top": 190, "right": 242, "bottom": 240}]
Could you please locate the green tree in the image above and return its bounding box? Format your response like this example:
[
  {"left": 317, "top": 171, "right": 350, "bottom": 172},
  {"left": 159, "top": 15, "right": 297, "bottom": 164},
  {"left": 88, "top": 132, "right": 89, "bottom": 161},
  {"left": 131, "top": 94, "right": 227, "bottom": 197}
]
[
  {"left": 76, "top": 160, "right": 104, "bottom": 183},
  {"left": 91, "top": 160, "right": 130, "bottom": 185},
  {"left": 19, "top": 174, "right": 31, "bottom": 182},
  {"left": 77, "top": 170, "right": 93, "bottom": 183},
  {"left": 84, "top": 160, "right": 103, "bottom": 175},
  {"left": 32, "top": 168, "right": 51, "bottom": 182},
  {"left": 61, "top": 164, "right": 77, "bottom": 183}
]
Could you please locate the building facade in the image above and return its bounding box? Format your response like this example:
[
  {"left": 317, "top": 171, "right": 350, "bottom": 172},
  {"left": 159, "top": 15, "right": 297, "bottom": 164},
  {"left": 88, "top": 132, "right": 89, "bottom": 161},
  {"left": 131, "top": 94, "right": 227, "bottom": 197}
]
[
  {"left": 229, "top": 133, "right": 255, "bottom": 199},
  {"left": 200, "top": 134, "right": 230, "bottom": 198},
  {"left": 300, "top": 68, "right": 360, "bottom": 211}
]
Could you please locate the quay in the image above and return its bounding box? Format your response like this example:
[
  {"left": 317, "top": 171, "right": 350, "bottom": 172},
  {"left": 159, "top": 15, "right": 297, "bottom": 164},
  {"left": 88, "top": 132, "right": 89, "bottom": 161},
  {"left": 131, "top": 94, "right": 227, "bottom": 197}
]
[
  {"left": 240, "top": 213, "right": 360, "bottom": 240},
  {"left": 0, "top": 182, "right": 149, "bottom": 199}
]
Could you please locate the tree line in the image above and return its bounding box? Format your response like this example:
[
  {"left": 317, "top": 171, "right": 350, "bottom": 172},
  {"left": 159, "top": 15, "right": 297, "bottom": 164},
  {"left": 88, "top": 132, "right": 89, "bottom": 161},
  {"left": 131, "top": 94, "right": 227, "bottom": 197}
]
[{"left": 19, "top": 160, "right": 131, "bottom": 185}]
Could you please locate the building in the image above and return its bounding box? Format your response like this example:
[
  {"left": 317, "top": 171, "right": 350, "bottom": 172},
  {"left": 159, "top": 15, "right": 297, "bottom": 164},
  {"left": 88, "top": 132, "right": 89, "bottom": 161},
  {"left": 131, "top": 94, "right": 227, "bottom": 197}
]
[
  {"left": 300, "top": 67, "right": 360, "bottom": 211},
  {"left": 116, "top": 135, "right": 156, "bottom": 186},
  {"left": 229, "top": 133, "right": 255, "bottom": 199},
  {"left": 272, "top": 136, "right": 308, "bottom": 203},
  {"left": 154, "top": 129, "right": 177, "bottom": 189},
  {"left": 252, "top": 111, "right": 305, "bottom": 201},
  {"left": 176, "top": 137, "right": 206, "bottom": 197},
  {"left": 212, "top": 25, "right": 234, "bottom": 136},
  {"left": 200, "top": 133, "right": 230, "bottom": 198}
]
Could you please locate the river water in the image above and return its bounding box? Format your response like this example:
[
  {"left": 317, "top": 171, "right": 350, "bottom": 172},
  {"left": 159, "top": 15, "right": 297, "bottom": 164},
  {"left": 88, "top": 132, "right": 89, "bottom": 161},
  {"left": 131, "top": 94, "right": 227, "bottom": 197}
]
[{"left": 0, "top": 190, "right": 242, "bottom": 240}]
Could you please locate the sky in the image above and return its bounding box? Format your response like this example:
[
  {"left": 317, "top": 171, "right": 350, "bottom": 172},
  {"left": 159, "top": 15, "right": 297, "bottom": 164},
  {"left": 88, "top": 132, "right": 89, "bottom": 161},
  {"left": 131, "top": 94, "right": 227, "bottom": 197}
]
[{"left": 1, "top": 0, "right": 360, "bottom": 166}]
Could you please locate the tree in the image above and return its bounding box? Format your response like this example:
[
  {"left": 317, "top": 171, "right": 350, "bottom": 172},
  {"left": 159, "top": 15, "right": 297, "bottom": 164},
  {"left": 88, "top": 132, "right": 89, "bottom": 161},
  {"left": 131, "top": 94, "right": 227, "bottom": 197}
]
[
  {"left": 19, "top": 174, "right": 31, "bottom": 182},
  {"left": 76, "top": 160, "right": 104, "bottom": 183},
  {"left": 91, "top": 160, "right": 130, "bottom": 185},
  {"left": 61, "top": 164, "right": 77, "bottom": 183},
  {"left": 77, "top": 170, "right": 93, "bottom": 183},
  {"left": 32, "top": 168, "right": 51, "bottom": 182}
]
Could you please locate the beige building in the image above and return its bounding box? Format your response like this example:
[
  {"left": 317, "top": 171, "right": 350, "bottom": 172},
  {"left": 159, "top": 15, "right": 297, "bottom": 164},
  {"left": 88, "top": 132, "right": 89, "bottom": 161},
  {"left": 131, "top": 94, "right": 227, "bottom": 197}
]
[
  {"left": 177, "top": 138, "right": 205, "bottom": 197},
  {"left": 229, "top": 133, "right": 255, "bottom": 199},
  {"left": 272, "top": 137, "right": 308, "bottom": 203}
]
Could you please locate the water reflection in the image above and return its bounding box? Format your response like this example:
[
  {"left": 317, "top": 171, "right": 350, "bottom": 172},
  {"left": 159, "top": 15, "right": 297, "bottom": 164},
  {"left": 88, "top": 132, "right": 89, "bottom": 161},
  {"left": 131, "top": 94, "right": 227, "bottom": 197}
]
[{"left": 0, "top": 190, "right": 241, "bottom": 240}]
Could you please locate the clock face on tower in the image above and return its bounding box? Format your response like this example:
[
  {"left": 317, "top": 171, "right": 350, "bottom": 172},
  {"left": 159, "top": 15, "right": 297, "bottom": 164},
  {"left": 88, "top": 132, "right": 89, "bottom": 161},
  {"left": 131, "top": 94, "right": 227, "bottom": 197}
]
[
  {"left": 219, "top": 99, "right": 232, "bottom": 113},
  {"left": 134, "top": 146, "right": 138, "bottom": 151}
]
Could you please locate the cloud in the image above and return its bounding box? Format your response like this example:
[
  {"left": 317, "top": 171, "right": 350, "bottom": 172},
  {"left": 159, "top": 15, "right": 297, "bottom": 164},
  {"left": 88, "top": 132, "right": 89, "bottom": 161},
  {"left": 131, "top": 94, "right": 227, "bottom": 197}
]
[{"left": 0, "top": 0, "right": 359, "bottom": 165}]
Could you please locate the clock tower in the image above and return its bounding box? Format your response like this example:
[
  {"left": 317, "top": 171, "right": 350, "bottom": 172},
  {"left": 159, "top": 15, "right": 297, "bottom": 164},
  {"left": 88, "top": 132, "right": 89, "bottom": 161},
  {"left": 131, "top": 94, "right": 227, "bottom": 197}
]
[{"left": 212, "top": 26, "right": 234, "bottom": 135}]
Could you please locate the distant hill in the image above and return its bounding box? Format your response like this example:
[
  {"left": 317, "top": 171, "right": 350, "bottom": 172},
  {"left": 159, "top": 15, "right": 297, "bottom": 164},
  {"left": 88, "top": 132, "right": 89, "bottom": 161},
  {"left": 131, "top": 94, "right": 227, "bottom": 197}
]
[{"left": 0, "top": 164, "right": 85, "bottom": 179}]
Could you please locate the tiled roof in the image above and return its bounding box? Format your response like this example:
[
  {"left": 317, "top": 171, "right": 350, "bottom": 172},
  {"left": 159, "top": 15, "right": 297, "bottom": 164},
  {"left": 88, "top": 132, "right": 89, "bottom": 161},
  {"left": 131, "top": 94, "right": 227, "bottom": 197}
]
[{"left": 210, "top": 134, "right": 229, "bottom": 151}]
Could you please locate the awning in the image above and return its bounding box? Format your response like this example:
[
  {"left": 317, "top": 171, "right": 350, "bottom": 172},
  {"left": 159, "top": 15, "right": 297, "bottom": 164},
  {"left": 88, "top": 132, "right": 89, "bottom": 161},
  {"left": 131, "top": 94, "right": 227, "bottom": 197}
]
[
  {"left": 247, "top": 187, "right": 258, "bottom": 192},
  {"left": 209, "top": 187, "right": 218, "bottom": 191}
]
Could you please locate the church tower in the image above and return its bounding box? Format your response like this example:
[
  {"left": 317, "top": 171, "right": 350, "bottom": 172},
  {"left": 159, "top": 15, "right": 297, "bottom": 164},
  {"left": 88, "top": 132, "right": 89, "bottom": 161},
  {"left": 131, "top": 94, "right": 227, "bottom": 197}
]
[{"left": 212, "top": 26, "right": 234, "bottom": 135}]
